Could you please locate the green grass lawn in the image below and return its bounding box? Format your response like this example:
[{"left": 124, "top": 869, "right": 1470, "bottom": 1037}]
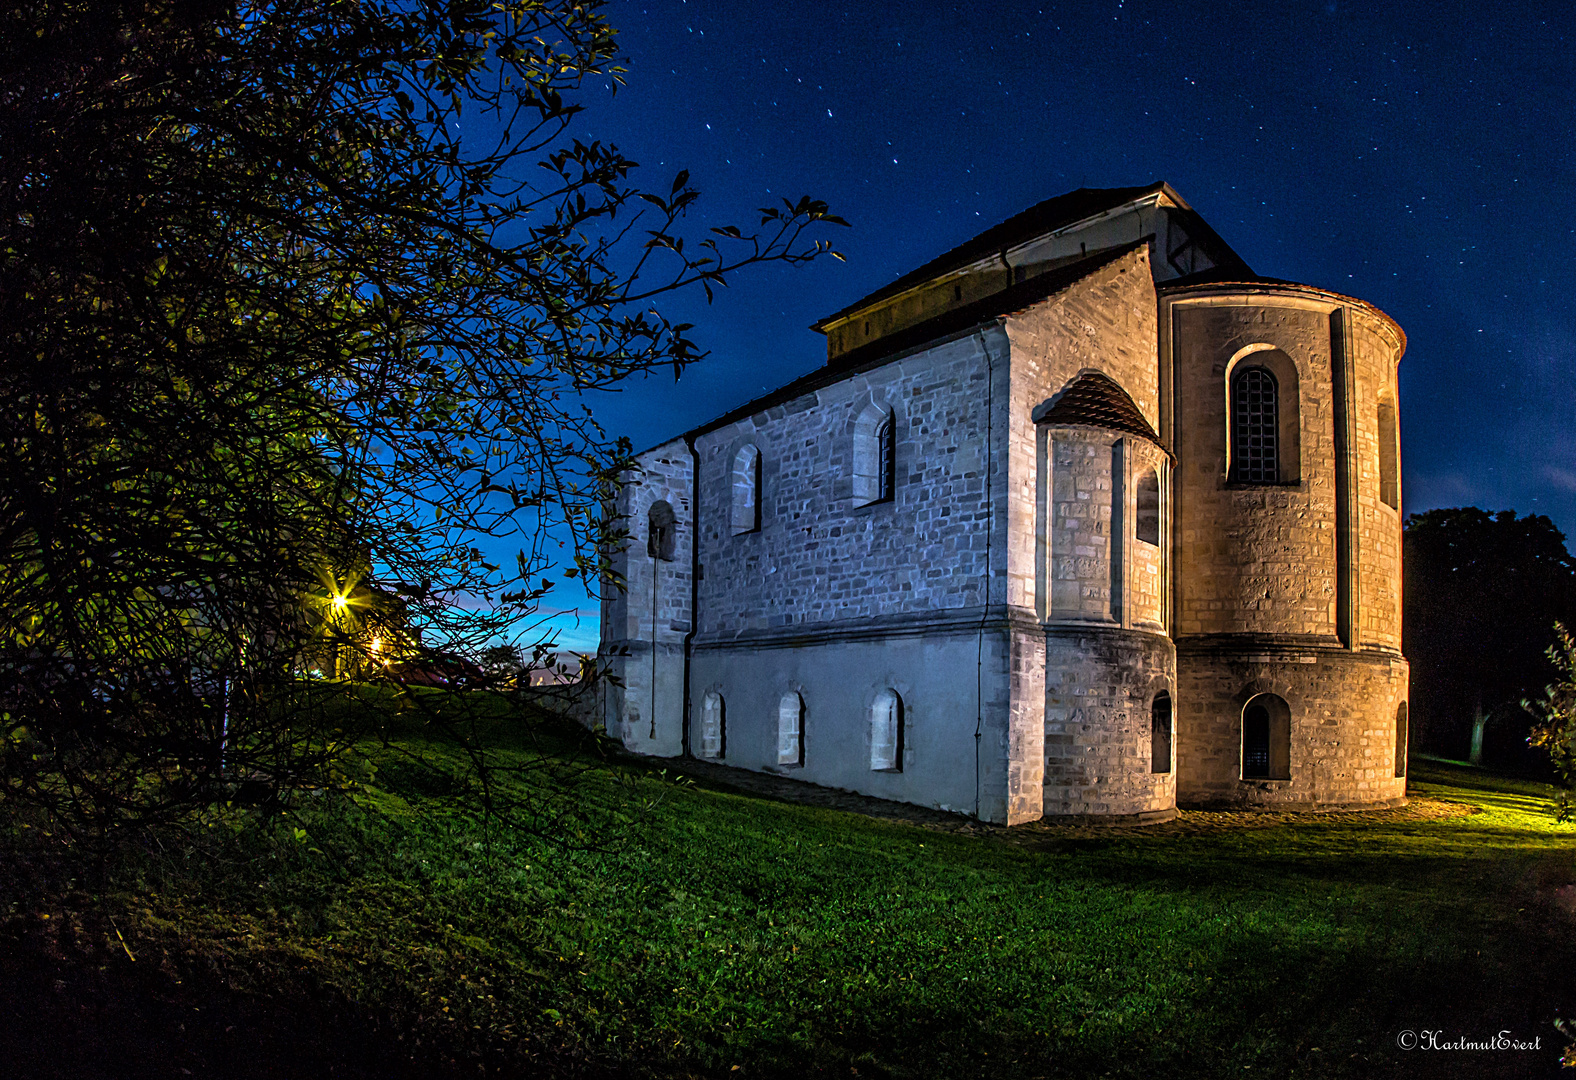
[{"left": 4, "top": 692, "right": 1574, "bottom": 1079}]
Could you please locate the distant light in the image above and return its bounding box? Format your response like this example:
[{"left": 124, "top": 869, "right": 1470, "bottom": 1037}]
[
  {"left": 370, "top": 636, "right": 381, "bottom": 653},
  {"left": 332, "top": 595, "right": 348, "bottom": 611}
]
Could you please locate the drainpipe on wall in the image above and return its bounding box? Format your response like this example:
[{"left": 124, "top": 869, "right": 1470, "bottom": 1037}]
[
  {"left": 682, "top": 433, "right": 700, "bottom": 758},
  {"left": 973, "top": 327, "right": 997, "bottom": 820}
]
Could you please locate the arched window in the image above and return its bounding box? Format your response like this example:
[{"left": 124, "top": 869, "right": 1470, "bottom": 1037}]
[
  {"left": 1135, "top": 468, "right": 1160, "bottom": 546},
  {"left": 647, "top": 500, "right": 676, "bottom": 561},
  {"left": 1394, "top": 701, "right": 1409, "bottom": 778},
  {"left": 1240, "top": 693, "right": 1291, "bottom": 780},
  {"left": 1378, "top": 399, "right": 1399, "bottom": 510},
  {"left": 731, "top": 444, "right": 761, "bottom": 535},
  {"left": 870, "top": 689, "right": 903, "bottom": 771},
  {"left": 699, "top": 691, "right": 725, "bottom": 760},
  {"left": 876, "top": 413, "right": 895, "bottom": 503},
  {"left": 1231, "top": 368, "right": 1279, "bottom": 483},
  {"left": 853, "top": 404, "right": 896, "bottom": 507},
  {"left": 778, "top": 691, "right": 804, "bottom": 766},
  {"left": 1150, "top": 692, "right": 1172, "bottom": 774}
]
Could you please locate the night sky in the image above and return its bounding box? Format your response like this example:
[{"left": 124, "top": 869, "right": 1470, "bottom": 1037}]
[{"left": 540, "top": 0, "right": 1575, "bottom": 651}]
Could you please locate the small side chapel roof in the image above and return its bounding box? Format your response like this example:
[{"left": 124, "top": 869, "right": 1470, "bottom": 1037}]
[{"left": 1035, "top": 371, "right": 1160, "bottom": 443}]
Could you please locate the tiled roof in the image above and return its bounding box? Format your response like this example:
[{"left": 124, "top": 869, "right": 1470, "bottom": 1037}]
[
  {"left": 643, "top": 243, "right": 1153, "bottom": 453},
  {"left": 814, "top": 185, "right": 1167, "bottom": 328},
  {"left": 823, "top": 241, "right": 1144, "bottom": 375},
  {"left": 1035, "top": 371, "right": 1160, "bottom": 443}
]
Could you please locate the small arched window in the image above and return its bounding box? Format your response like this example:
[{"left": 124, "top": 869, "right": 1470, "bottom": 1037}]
[
  {"left": 876, "top": 414, "right": 895, "bottom": 502},
  {"left": 1136, "top": 468, "right": 1160, "bottom": 546},
  {"left": 1232, "top": 368, "right": 1279, "bottom": 483},
  {"left": 731, "top": 445, "right": 761, "bottom": 535},
  {"left": 699, "top": 691, "right": 725, "bottom": 760},
  {"left": 647, "top": 500, "right": 676, "bottom": 561},
  {"left": 1394, "top": 701, "right": 1409, "bottom": 778},
  {"left": 853, "top": 404, "right": 896, "bottom": 507},
  {"left": 1378, "top": 399, "right": 1399, "bottom": 510},
  {"left": 778, "top": 691, "right": 804, "bottom": 766},
  {"left": 870, "top": 689, "right": 903, "bottom": 771},
  {"left": 1241, "top": 693, "right": 1291, "bottom": 780},
  {"left": 1150, "top": 692, "right": 1173, "bottom": 774}
]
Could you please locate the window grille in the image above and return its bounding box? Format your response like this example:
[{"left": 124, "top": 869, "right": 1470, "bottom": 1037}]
[
  {"left": 1232, "top": 368, "right": 1279, "bottom": 483},
  {"left": 876, "top": 415, "right": 895, "bottom": 503},
  {"left": 1242, "top": 704, "right": 1271, "bottom": 778}
]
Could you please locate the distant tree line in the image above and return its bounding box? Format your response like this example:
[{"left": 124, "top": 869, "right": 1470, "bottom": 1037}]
[{"left": 1403, "top": 507, "right": 1576, "bottom": 774}]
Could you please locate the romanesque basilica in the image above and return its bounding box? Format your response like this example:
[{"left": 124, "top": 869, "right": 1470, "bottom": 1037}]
[{"left": 598, "top": 182, "right": 1408, "bottom": 824}]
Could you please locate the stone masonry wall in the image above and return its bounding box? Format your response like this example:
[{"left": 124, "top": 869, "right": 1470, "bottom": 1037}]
[
  {"left": 1126, "top": 442, "right": 1168, "bottom": 631},
  {"left": 1352, "top": 311, "right": 1405, "bottom": 652},
  {"left": 1046, "top": 429, "right": 1117, "bottom": 621},
  {"left": 693, "top": 330, "right": 1010, "bottom": 634},
  {"left": 1003, "top": 244, "right": 1159, "bottom": 622},
  {"left": 1042, "top": 625, "right": 1176, "bottom": 817},
  {"left": 1175, "top": 645, "right": 1409, "bottom": 807},
  {"left": 598, "top": 441, "right": 693, "bottom": 757},
  {"left": 1171, "top": 300, "right": 1340, "bottom": 640}
]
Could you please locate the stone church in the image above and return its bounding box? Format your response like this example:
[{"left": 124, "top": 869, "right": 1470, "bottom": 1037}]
[{"left": 598, "top": 182, "right": 1408, "bottom": 825}]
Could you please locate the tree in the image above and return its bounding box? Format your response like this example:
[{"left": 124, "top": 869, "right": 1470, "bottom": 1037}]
[
  {"left": 0, "top": 0, "right": 845, "bottom": 839},
  {"left": 1403, "top": 508, "right": 1576, "bottom": 769},
  {"left": 1526, "top": 624, "right": 1576, "bottom": 821}
]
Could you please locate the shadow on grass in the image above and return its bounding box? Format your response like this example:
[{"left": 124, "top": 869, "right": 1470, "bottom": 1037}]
[{"left": 4, "top": 696, "right": 1570, "bottom": 1080}]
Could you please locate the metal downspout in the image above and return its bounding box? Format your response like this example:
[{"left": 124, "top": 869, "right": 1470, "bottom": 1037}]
[{"left": 682, "top": 433, "right": 700, "bottom": 758}]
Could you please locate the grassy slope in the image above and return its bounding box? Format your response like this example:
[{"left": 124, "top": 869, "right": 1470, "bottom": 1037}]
[{"left": 3, "top": 695, "right": 1573, "bottom": 1079}]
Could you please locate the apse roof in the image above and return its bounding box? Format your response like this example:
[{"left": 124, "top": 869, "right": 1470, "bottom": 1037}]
[{"left": 1034, "top": 370, "right": 1160, "bottom": 443}]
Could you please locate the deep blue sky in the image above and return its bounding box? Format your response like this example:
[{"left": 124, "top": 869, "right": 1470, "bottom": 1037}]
[{"left": 539, "top": 0, "right": 1576, "bottom": 650}]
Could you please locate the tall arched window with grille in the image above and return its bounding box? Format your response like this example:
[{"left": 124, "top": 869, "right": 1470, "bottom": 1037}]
[
  {"left": 1240, "top": 693, "right": 1291, "bottom": 779},
  {"left": 853, "top": 403, "right": 896, "bottom": 507},
  {"left": 875, "top": 413, "right": 895, "bottom": 503},
  {"left": 1231, "top": 367, "right": 1279, "bottom": 483}
]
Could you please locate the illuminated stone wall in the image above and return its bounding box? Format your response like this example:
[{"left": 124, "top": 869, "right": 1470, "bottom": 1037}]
[{"left": 1165, "top": 285, "right": 1407, "bottom": 808}]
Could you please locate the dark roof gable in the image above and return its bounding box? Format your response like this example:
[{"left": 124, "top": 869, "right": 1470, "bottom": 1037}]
[
  {"left": 824, "top": 240, "right": 1146, "bottom": 375},
  {"left": 813, "top": 185, "right": 1166, "bottom": 329},
  {"left": 646, "top": 242, "right": 1153, "bottom": 453},
  {"left": 812, "top": 181, "right": 1254, "bottom": 333}
]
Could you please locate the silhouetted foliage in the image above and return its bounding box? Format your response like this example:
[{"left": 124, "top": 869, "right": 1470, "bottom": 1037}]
[
  {"left": 1525, "top": 623, "right": 1576, "bottom": 821},
  {"left": 1403, "top": 508, "right": 1576, "bottom": 770},
  {"left": 0, "top": 0, "right": 844, "bottom": 840}
]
